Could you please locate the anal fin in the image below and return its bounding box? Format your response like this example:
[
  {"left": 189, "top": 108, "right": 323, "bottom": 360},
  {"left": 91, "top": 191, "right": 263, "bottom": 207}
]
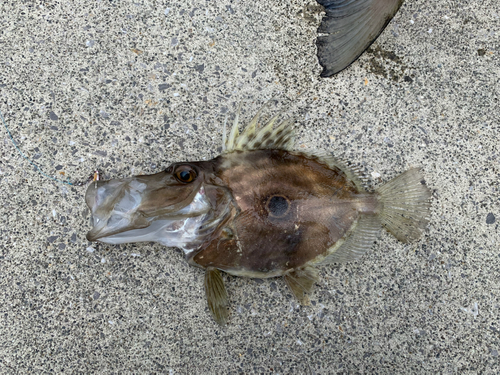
[
  {"left": 204, "top": 267, "right": 229, "bottom": 325},
  {"left": 320, "top": 214, "right": 381, "bottom": 264},
  {"left": 284, "top": 266, "right": 319, "bottom": 306}
]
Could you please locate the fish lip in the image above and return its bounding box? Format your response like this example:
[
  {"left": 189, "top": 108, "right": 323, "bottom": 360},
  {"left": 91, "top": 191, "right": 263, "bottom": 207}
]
[
  {"left": 86, "top": 211, "right": 152, "bottom": 242},
  {"left": 84, "top": 178, "right": 151, "bottom": 242},
  {"left": 86, "top": 229, "right": 106, "bottom": 242}
]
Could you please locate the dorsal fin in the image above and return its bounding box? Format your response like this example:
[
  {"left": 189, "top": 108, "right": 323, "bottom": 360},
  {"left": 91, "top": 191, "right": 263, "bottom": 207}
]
[
  {"left": 222, "top": 106, "right": 295, "bottom": 153},
  {"left": 301, "top": 150, "right": 369, "bottom": 192}
]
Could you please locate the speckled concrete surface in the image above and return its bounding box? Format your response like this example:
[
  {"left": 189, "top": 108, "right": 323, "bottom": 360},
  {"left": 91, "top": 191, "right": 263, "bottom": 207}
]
[{"left": 0, "top": 0, "right": 499, "bottom": 373}]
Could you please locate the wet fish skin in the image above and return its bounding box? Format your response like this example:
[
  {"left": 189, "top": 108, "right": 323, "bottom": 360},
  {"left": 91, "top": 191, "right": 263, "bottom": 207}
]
[
  {"left": 85, "top": 107, "right": 431, "bottom": 325},
  {"left": 190, "top": 149, "right": 381, "bottom": 278}
]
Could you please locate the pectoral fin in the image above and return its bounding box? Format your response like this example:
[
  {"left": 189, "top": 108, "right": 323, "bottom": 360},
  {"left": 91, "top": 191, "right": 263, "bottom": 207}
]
[
  {"left": 204, "top": 267, "right": 229, "bottom": 325},
  {"left": 284, "top": 266, "right": 319, "bottom": 306}
]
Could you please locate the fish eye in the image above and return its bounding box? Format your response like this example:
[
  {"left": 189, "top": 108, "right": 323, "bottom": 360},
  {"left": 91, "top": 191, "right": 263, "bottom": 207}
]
[
  {"left": 174, "top": 166, "right": 197, "bottom": 183},
  {"left": 266, "top": 195, "right": 290, "bottom": 218}
]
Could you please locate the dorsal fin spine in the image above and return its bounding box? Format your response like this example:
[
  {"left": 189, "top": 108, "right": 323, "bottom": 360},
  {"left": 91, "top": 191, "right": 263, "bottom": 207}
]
[
  {"left": 222, "top": 115, "right": 228, "bottom": 152},
  {"left": 226, "top": 103, "right": 242, "bottom": 151},
  {"left": 222, "top": 106, "right": 295, "bottom": 153}
]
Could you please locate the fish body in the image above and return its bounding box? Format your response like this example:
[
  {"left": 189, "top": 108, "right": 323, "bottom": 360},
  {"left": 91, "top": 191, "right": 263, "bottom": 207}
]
[
  {"left": 189, "top": 148, "right": 378, "bottom": 279},
  {"left": 86, "top": 108, "right": 431, "bottom": 324}
]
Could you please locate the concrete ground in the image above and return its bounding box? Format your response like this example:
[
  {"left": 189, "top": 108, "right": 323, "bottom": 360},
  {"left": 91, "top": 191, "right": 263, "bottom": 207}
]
[{"left": 0, "top": 0, "right": 499, "bottom": 373}]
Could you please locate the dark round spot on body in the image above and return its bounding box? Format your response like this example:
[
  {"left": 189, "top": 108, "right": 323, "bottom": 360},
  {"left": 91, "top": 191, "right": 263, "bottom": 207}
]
[{"left": 266, "top": 195, "right": 290, "bottom": 217}]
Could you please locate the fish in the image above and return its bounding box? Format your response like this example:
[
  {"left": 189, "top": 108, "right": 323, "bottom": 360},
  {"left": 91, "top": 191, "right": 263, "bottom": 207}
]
[
  {"left": 315, "top": 0, "right": 405, "bottom": 76},
  {"left": 85, "top": 106, "right": 431, "bottom": 325}
]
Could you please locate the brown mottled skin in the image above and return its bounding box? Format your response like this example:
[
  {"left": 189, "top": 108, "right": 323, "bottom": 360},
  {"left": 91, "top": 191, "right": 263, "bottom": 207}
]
[
  {"left": 188, "top": 149, "right": 373, "bottom": 278},
  {"left": 85, "top": 112, "right": 430, "bottom": 325}
]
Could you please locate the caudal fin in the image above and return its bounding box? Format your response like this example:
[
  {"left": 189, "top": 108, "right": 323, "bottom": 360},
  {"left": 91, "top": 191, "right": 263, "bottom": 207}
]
[
  {"left": 316, "top": 0, "right": 404, "bottom": 77},
  {"left": 377, "top": 168, "right": 431, "bottom": 243}
]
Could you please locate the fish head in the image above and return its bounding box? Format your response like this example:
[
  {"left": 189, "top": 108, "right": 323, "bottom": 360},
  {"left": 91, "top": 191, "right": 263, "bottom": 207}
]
[{"left": 85, "top": 162, "right": 229, "bottom": 250}]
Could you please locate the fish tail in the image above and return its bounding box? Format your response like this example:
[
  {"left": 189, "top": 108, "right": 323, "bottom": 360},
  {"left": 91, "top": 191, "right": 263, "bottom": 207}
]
[{"left": 377, "top": 168, "right": 431, "bottom": 243}]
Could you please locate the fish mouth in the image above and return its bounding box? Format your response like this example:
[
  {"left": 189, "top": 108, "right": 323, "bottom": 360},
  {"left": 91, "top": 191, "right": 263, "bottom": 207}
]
[{"left": 85, "top": 176, "right": 211, "bottom": 247}]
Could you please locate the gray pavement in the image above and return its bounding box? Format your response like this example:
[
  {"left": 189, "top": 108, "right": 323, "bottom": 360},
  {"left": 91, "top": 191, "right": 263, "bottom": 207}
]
[{"left": 0, "top": 0, "right": 499, "bottom": 373}]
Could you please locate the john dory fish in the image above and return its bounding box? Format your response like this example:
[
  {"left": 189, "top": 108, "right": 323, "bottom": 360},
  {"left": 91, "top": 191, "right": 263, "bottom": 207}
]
[{"left": 85, "top": 108, "right": 431, "bottom": 325}]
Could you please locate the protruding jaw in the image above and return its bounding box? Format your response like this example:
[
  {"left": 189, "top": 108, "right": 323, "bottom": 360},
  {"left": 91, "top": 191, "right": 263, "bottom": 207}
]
[{"left": 85, "top": 164, "right": 210, "bottom": 247}]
